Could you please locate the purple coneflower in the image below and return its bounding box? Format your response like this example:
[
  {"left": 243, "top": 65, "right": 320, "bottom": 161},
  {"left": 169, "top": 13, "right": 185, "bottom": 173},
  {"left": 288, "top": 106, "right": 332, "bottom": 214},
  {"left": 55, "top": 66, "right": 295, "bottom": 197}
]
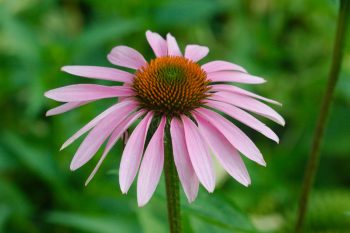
[{"left": 45, "top": 30, "right": 284, "bottom": 207}]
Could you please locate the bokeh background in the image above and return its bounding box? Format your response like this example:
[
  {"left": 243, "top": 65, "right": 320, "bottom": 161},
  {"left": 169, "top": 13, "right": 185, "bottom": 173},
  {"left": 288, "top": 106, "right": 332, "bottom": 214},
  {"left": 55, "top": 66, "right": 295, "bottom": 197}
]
[{"left": 1, "top": 0, "right": 350, "bottom": 232}]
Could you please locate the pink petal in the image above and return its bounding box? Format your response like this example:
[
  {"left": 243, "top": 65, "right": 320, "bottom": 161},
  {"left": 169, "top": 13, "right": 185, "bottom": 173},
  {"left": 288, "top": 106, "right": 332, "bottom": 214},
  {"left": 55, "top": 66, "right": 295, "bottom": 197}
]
[
  {"left": 70, "top": 102, "right": 138, "bottom": 170},
  {"left": 119, "top": 111, "right": 153, "bottom": 193},
  {"left": 210, "top": 84, "right": 282, "bottom": 106},
  {"left": 61, "top": 66, "right": 134, "bottom": 83},
  {"left": 61, "top": 100, "right": 137, "bottom": 150},
  {"left": 206, "top": 100, "right": 279, "bottom": 143},
  {"left": 194, "top": 113, "right": 251, "bottom": 186},
  {"left": 211, "top": 92, "right": 285, "bottom": 125},
  {"left": 85, "top": 110, "right": 145, "bottom": 185},
  {"left": 118, "top": 82, "right": 133, "bottom": 103},
  {"left": 184, "top": 44, "right": 209, "bottom": 62},
  {"left": 207, "top": 71, "right": 266, "bottom": 84},
  {"left": 146, "top": 30, "right": 167, "bottom": 57},
  {"left": 181, "top": 115, "right": 215, "bottom": 192},
  {"left": 44, "top": 84, "right": 134, "bottom": 102},
  {"left": 170, "top": 118, "right": 199, "bottom": 202},
  {"left": 202, "top": 60, "right": 247, "bottom": 73},
  {"left": 166, "top": 33, "right": 182, "bottom": 56},
  {"left": 107, "top": 46, "right": 147, "bottom": 69},
  {"left": 137, "top": 116, "right": 166, "bottom": 206},
  {"left": 194, "top": 108, "right": 266, "bottom": 166},
  {"left": 46, "top": 101, "right": 90, "bottom": 116}
]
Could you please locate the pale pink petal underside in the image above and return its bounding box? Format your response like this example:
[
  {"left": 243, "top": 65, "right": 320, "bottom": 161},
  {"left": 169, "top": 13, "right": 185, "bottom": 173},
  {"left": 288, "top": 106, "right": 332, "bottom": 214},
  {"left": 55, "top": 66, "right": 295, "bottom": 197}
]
[
  {"left": 181, "top": 115, "right": 215, "bottom": 192},
  {"left": 119, "top": 111, "right": 153, "bottom": 194},
  {"left": 137, "top": 116, "right": 166, "bottom": 207},
  {"left": 70, "top": 102, "right": 137, "bottom": 170},
  {"left": 210, "top": 84, "right": 282, "bottom": 106},
  {"left": 195, "top": 108, "right": 266, "bottom": 166},
  {"left": 202, "top": 60, "right": 247, "bottom": 73},
  {"left": 207, "top": 71, "right": 266, "bottom": 84},
  {"left": 85, "top": 110, "right": 145, "bottom": 185},
  {"left": 167, "top": 33, "right": 182, "bottom": 56},
  {"left": 184, "top": 44, "right": 209, "bottom": 62},
  {"left": 194, "top": 113, "right": 251, "bottom": 186},
  {"left": 61, "top": 66, "right": 134, "bottom": 83},
  {"left": 211, "top": 92, "right": 285, "bottom": 125},
  {"left": 61, "top": 100, "right": 137, "bottom": 150},
  {"left": 107, "top": 46, "right": 147, "bottom": 69},
  {"left": 205, "top": 100, "right": 279, "bottom": 143},
  {"left": 46, "top": 101, "right": 90, "bottom": 116},
  {"left": 44, "top": 84, "right": 134, "bottom": 102},
  {"left": 170, "top": 118, "right": 199, "bottom": 202},
  {"left": 146, "top": 30, "right": 167, "bottom": 57}
]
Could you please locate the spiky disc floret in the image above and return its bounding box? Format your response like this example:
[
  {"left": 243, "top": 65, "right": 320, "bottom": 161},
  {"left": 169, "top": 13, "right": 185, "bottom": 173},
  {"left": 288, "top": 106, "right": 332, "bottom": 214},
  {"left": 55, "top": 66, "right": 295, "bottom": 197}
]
[{"left": 132, "top": 56, "right": 211, "bottom": 116}]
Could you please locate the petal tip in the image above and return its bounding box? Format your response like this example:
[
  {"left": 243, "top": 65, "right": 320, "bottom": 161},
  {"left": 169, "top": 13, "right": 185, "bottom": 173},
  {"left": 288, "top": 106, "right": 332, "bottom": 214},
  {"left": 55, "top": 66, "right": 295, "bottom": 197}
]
[
  {"left": 137, "top": 201, "right": 146, "bottom": 207},
  {"left": 60, "top": 144, "right": 67, "bottom": 151},
  {"left": 273, "top": 135, "right": 280, "bottom": 144},
  {"left": 137, "top": 195, "right": 150, "bottom": 207},
  {"left": 70, "top": 163, "right": 78, "bottom": 171},
  {"left": 43, "top": 91, "right": 51, "bottom": 98},
  {"left": 205, "top": 183, "right": 215, "bottom": 193},
  {"left": 61, "top": 66, "right": 69, "bottom": 72},
  {"left": 120, "top": 183, "right": 129, "bottom": 194}
]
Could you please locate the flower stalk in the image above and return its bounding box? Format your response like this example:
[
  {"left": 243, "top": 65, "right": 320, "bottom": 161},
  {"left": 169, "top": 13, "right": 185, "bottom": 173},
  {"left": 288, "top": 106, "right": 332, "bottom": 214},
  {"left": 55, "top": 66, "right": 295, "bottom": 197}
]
[
  {"left": 164, "top": 124, "right": 182, "bottom": 233},
  {"left": 295, "top": 1, "right": 350, "bottom": 232}
]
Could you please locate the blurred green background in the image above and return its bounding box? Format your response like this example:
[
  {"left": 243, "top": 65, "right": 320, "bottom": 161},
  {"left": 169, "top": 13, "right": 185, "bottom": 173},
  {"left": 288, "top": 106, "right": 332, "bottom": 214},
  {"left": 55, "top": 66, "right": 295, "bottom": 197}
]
[{"left": 1, "top": 0, "right": 350, "bottom": 232}]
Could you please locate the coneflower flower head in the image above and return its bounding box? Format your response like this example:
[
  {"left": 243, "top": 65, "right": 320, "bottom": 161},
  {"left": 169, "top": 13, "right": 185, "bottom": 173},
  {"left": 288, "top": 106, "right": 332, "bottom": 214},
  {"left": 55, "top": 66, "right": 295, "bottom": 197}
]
[{"left": 45, "top": 30, "right": 284, "bottom": 206}]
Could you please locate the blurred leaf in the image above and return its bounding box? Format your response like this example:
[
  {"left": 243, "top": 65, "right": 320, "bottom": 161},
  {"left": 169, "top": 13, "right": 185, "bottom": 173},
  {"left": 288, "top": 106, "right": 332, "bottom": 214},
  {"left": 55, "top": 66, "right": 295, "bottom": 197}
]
[
  {"left": 190, "top": 216, "right": 245, "bottom": 233},
  {"left": 0, "top": 147, "right": 17, "bottom": 171},
  {"left": 0, "top": 205, "right": 11, "bottom": 232},
  {"left": 1, "top": 131, "right": 61, "bottom": 185},
  {"left": 137, "top": 193, "right": 168, "bottom": 233},
  {"left": 0, "top": 179, "right": 32, "bottom": 217},
  {"left": 72, "top": 19, "right": 142, "bottom": 61},
  {"left": 306, "top": 190, "right": 350, "bottom": 232},
  {"left": 155, "top": 0, "right": 222, "bottom": 26},
  {"left": 183, "top": 193, "right": 257, "bottom": 232},
  {"left": 47, "top": 211, "right": 141, "bottom": 233}
]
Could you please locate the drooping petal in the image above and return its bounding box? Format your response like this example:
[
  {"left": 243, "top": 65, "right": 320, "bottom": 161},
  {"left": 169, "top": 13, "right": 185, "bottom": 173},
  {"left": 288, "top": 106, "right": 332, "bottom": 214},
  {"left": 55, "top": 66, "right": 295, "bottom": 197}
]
[
  {"left": 146, "top": 30, "right": 167, "bottom": 57},
  {"left": 202, "top": 60, "right": 247, "bottom": 73},
  {"left": 107, "top": 46, "right": 147, "bottom": 69},
  {"left": 195, "top": 108, "right": 266, "bottom": 166},
  {"left": 210, "top": 84, "right": 281, "bottom": 106},
  {"left": 46, "top": 101, "right": 90, "bottom": 116},
  {"left": 70, "top": 102, "right": 138, "bottom": 170},
  {"left": 137, "top": 116, "right": 166, "bottom": 206},
  {"left": 167, "top": 33, "right": 182, "bottom": 56},
  {"left": 207, "top": 71, "right": 266, "bottom": 84},
  {"left": 61, "top": 66, "right": 134, "bottom": 83},
  {"left": 119, "top": 111, "right": 153, "bottom": 193},
  {"left": 44, "top": 84, "right": 134, "bottom": 102},
  {"left": 205, "top": 100, "right": 279, "bottom": 143},
  {"left": 85, "top": 110, "right": 145, "bottom": 185},
  {"left": 194, "top": 114, "right": 251, "bottom": 186},
  {"left": 184, "top": 44, "right": 209, "bottom": 62},
  {"left": 181, "top": 115, "right": 215, "bottom": 192},
  {"left": 211, "top": 92, "right": 285, "bottom": 125},
  {"left": 61, "top": 100, "right": 137, "bottom": 150},
  {"left": 170, "top": 118, "right": 199, "bottom": 202}
]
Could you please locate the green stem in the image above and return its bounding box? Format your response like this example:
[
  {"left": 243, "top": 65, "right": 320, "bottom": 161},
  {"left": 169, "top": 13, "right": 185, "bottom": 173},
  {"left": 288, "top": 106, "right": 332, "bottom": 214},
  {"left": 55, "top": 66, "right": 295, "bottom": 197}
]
[
  {"left": 295, "top": 1, "right": 350, "bottom": 233},
  {"left": 164, "top": 124, "right": 182, "bottom": 233}
]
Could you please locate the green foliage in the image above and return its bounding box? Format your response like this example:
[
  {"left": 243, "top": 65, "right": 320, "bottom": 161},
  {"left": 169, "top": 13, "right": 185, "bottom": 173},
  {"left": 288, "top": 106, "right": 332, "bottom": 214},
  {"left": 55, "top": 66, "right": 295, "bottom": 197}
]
[{"left": 1, "top": 0, "right": 349, "bottom": 232}]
